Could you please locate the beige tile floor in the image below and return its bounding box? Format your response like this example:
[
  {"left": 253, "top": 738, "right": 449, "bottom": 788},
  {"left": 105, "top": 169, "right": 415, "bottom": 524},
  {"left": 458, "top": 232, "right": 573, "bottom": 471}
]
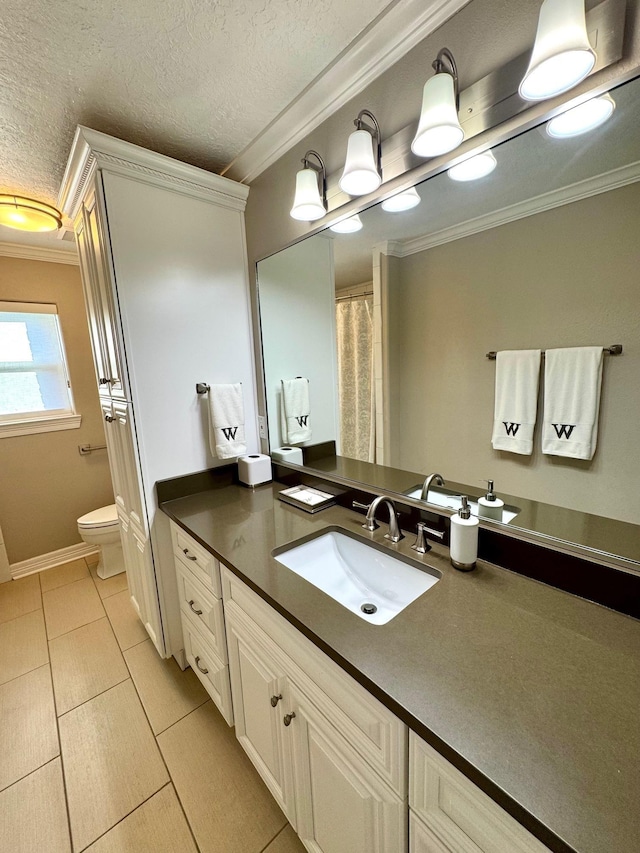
[{"left": 0, "top": 556, "right": 304, "bottom": 853}]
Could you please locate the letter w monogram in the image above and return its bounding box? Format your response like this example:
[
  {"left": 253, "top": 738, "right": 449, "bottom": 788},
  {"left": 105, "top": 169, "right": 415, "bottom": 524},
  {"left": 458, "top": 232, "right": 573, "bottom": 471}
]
[
  {"left": 502, "top": 422, "right": 520, "bottom": 437},
  {"left": 296, "top": 415, "right": 309, "bottom": 427},
  {"left": 222, "top": 426, "right": 238, "bottom": 441},
  {"left": 552, "top": 423, "right": 576, "bottom": 439}
]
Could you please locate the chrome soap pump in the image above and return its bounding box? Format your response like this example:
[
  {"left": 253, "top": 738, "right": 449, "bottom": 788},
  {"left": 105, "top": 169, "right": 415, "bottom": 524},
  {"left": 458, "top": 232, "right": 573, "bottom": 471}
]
[
  {"left": 477, "top": 479, "right": 504, "bottom": 521},
  {"left": 450, "top": 496, "right": 478, "bottom": 571}
]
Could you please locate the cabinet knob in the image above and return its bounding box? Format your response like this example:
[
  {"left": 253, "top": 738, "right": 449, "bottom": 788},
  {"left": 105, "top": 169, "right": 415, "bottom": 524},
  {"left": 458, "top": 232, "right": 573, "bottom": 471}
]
[
  {"left": 188, "top": 599, "right": 203, "bottom": 616},
  {"left": 283, "top": 712, "right": 296, "bottom": 727},
  {"left": 194, "top": 655, "right": 209, "bottom": 674},
  {"left": 110, "top": 377, "right": 119, "bottom": 385},
  {"left": 104, "top": 415, "right": 115, "bottom": 422},
  {"left": 182, "top": 548, "right": 197, "bottom": 562},
  {"left": 99, "top": 377, "right": 110, "bottom": 385},
  {"left": 270, "top": 694, "right": 282, "bottom": 707}
]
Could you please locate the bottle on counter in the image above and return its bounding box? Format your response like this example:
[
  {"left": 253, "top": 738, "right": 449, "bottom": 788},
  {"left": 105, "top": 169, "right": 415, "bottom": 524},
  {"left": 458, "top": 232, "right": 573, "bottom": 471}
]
[
  {"left": 477, "top": 479, "right": 504, "bottom": 521},
  {"left": 450, "top": 496, "right": 478, "bottom": 571}
]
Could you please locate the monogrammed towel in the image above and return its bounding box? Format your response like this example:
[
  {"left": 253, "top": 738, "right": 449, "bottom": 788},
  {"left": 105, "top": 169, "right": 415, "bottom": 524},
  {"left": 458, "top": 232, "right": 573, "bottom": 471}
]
[
  {"left": 208, "top": 383, "right": 247, "bottom": 459},
  {"left": 542, "top": 347, "right": 603, "bottom": 460},
  {"left": 491, "top": 350, "right": 541, "bottom": 455},
  {"left": 281, "top": 377, "right": 312, "bottom": 445}
]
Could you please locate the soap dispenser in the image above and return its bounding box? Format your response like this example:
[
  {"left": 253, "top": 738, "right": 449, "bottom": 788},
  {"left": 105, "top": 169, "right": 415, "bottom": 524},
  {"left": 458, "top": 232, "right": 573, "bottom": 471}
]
[
  {"left": 450, "top": 496, "right": 478, "bottom": 571},
  {"left": 477, "top": 480, "right": 504, "bottom": 521}
]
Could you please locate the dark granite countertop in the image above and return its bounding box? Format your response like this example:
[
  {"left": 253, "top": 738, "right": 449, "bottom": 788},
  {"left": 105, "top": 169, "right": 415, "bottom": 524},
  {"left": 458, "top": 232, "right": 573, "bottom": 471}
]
[{"left": 161, "top": 482, "right": 640, "bottom": 853}]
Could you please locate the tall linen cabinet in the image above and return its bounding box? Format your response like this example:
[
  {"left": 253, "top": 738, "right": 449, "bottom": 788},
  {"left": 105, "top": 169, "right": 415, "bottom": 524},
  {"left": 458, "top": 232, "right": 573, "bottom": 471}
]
[{"left": 59, "top": 127, "right": 259, "bottom": 659}]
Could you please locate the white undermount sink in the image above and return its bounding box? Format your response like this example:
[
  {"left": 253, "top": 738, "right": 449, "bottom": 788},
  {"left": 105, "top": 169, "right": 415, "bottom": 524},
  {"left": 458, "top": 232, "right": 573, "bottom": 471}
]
[{"left": 273, "top": 527, "right": 440, "bottom": 625}]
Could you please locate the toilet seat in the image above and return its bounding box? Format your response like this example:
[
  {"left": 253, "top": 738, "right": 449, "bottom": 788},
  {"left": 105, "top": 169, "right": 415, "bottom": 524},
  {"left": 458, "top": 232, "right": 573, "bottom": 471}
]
[{"left": 77, "top": 504, "right": 118, "bottom": 529}]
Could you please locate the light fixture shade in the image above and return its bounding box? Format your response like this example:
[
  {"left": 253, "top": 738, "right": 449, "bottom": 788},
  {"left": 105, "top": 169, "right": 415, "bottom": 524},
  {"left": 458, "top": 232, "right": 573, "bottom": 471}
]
[
  {"left": 289, "top": 168, "right": 326, "bottom": 221},
  {"left": 519, "top": 0, "right": 596, "bottom": 101},
  {"left": 411, "top": 73, "right": 464, "bottom": 158},
  {"left": 546, "top": 93, "right": 615, "bottom": 137},
  {"left": 0, "top": 195, "right": 62, "bottom": 232},
  {"left": 448, "top": 150, "right": 497, "bottom": 182},
  {"left": 381, "top": 187, "right": 421, "bottom": 212},
  {"left": 330, "top": 215, "right": 363, "bottom": 234},
  {"left": 339, "top": 130, "right": 382, "bottom": 196}
]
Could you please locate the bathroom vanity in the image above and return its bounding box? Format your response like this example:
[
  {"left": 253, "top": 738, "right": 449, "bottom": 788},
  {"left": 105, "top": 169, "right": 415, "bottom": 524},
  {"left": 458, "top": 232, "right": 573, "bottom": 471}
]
[{"left": 160, "top": 477, "right": 640, "bottom": 853}]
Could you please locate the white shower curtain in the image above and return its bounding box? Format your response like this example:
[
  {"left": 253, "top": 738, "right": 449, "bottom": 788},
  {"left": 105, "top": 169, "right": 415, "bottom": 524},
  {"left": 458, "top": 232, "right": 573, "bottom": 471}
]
[{"left": 336, "top": 296, "right": 375, "bottom": 462}]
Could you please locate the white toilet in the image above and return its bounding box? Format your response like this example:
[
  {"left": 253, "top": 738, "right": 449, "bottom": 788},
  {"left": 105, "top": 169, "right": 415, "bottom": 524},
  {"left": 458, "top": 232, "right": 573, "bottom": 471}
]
[{"left": 77, "top": 504, "right": 125, "bottom": 579}]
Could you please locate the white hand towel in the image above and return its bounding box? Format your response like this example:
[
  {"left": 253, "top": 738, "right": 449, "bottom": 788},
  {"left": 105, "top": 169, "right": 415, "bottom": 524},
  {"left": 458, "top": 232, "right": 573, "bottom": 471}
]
[
  {"left": 491, "top": 350, "right": 541, "bottom": 455},
  {"left": 542, "top": 347, "right": 603, "bottom": 460},
  {"left": 208, "top": 383, "right": 247, "bottom": 460},
  {"left": 281, "top": 378, "right": 312, "bottom": 445}
]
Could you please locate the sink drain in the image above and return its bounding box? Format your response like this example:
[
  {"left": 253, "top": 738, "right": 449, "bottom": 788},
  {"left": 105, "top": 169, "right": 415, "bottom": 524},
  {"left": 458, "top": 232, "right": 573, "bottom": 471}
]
[{"left": 361, "top": 602, "right": 377, "bottom": 615}]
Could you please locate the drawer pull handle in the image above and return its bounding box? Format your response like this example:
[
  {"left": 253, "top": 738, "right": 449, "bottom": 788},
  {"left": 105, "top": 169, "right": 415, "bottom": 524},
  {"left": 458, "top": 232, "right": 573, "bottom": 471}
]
[
  {"left": 183, "top": 548, "right": 198, "bottom": 562},
  {"left": 283, "top": 712, "right": 296, "bottom": 727},
  {"left": 194, "top": 655, "right": 209, "bottom": 674},
  {"left": 270, "top": 694, "right": 282, "bottom": 707},
  {"left": 188, "top": 600, "right": 203, "bottom": 616}
]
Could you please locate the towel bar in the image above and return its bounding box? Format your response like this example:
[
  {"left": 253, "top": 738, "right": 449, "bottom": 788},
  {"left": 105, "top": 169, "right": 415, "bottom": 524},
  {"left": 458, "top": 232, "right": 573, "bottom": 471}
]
[
  {"left": 196, "top": 383, "right": 210, "bottom": 394},
  {"left": 486, "top": 345, "right": 623, "bottom": 360}
]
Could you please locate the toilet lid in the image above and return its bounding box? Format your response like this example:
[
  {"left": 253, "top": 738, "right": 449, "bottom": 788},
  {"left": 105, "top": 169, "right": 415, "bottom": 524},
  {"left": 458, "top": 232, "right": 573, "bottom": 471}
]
[{"left": 78, "top": 504, "right": 118, "bottom": 529}]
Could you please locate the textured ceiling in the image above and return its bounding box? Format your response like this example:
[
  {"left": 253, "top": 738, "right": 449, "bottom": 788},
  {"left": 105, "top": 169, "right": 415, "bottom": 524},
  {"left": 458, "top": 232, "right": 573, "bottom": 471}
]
[{"left": 0, "top": 0, "right": 392, "bottom": 220}]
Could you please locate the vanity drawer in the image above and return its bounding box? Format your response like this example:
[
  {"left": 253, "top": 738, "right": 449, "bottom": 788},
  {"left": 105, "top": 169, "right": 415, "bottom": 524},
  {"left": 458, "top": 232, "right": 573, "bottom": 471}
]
[
  {"left": 410, "top": 734, "right": 550, "bottom": 853},
  {"left": 181, "top": 612, "right": 233, "bottom": 726},
  {"left": 176, "top": 564, "right": 227, "bottom": 662},
  {"left": 171, "top": 521, "right": 221, "bottom": 598},
  {"left": 410, "top": 812, "right": 449, "bottom": 853}
]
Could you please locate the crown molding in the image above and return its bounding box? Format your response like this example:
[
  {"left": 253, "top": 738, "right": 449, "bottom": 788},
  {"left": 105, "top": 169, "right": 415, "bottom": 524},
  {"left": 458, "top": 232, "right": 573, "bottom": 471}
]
[
  {"left": 58, "top": 126, "right": 250, "bottom": 221},
  {"left": 393, "top": 160, "right": 640, "bottom": 257},
  {"left": 0, "top": 241, "right": 78, "bottom": 265},
  {"left": 221, "top": 0, "right": 470, "bottom": 184}
]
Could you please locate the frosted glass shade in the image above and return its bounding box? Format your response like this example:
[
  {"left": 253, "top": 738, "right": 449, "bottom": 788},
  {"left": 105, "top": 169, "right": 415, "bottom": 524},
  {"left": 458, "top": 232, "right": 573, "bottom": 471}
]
[
  {"left": 411, "top": 73, "right": 464, "bottom": 158},
  {"left": 519, "top": 0, "right": 595, "bottom": 101},
  {"left": 330, "top": 215, "right": 363, "bottom": 233},
  {"left": 448, "top": 150, "right": 497, "bottom": 182},
  {"left": 546, "top": 93, "right": 615, "bottom": 137},
  {"left": 0, "top": 196, "right": 62, "bottom": 232},
  {"left": 290, "top": 168, "right": 326, "bottom": 221},
  {"left": 381, "top": 188, "right": 421, "bottom": 212},
  {"left": 339, "top": 130, "right": 381, "bottom": 196}
]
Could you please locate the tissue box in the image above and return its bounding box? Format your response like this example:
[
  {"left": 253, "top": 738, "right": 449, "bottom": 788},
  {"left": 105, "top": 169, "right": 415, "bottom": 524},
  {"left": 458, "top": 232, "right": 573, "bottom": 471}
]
[
  {"left": 271, "top": 446, "right": 304, "bottom": 465},
  {"left": 238, "top": 454, "right": 272, "bottom": 487}
]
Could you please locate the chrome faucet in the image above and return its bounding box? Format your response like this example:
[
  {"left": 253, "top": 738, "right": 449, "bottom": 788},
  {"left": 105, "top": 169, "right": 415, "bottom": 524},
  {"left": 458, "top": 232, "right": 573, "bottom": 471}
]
[
  {"left": 420, "top": 472, "right": 445, "bottom": 502},
  {"left": 354, "top": 495, "right": 404, "bottom": 543}
]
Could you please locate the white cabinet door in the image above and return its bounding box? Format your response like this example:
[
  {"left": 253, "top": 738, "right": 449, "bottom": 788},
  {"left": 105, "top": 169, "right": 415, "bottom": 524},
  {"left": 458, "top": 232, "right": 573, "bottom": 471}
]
[
  {"left": 226, "top": 601, "right": 295, "bottom": 825},
  {"left": 111, "top": 400, "right": 146, "bottom": 532},
  {"left": 289, "top": 685, "right": 407, "bottom": 853}
]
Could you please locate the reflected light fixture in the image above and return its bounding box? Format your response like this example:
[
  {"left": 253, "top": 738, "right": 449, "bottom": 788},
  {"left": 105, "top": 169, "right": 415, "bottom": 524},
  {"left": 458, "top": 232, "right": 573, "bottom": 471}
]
[
  {"left": 0, "top": 195, "right": 62, "bottom": 232},
  {"left": 546, "top": 93, "right": 615, "bottom": 137},
  {"left": 381, "top": 187, "right": 421, "bottom": 212},
  {"left": 448, "top": 150, "right": 497, "bottom": 182},
  {"left": 519, "top": 0, "right": 596, "bottom": 101},
  {"left": 339, "top": 110, "right": 382, "bottom": 196},
  {"left": 411, "top": 48, "right": 464, "bottom": 159},
  {"left": 329, "top": 215, "right": 363, "bottom": 234},
  {"left": 289, "top": 150, "right": 327, "bottom": 221}
]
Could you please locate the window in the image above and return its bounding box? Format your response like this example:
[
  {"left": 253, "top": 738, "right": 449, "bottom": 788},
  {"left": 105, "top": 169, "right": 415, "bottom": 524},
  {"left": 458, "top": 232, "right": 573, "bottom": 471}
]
[{"left": 0, "top": 302, "right": 81, "bottom": 437}]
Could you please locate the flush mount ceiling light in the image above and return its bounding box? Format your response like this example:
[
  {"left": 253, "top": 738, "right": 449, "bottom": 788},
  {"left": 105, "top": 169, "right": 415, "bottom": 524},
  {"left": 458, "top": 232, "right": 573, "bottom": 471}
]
[
  {"left": 329, "top": 215, "right": 363, "bottom": 234},
  {"left": 381, "top": 187, "right": 421, "bottom": 212},
  {"left": 289, "top": 150, "right": 327, "bottom": 221},
  {"left": 546, "top": 93, "right": 615, "bottom": 137},
  {"left": 519, "top": 0, "right": 596, "bottom": 101},
  {"left": 339, "top": 110, "right": 382, "bottom": 197},
  {"left": 411, "top": 48, "right": 464, "bottom": 159},
  {"left": 448, "top": 150, "right": 497, "bottom": 182},
  {"left": 0, "top": 195, "right": 63, "bottom": 232}
]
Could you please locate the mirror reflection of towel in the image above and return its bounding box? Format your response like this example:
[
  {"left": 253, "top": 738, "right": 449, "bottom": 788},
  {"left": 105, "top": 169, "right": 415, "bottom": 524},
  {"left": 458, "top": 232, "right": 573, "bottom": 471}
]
[
  {"left": 281, "top": 378, "right": 312, "bottom": 445},
  {"left": 208, "top": 383, "right": 247, "bottom": 459}
]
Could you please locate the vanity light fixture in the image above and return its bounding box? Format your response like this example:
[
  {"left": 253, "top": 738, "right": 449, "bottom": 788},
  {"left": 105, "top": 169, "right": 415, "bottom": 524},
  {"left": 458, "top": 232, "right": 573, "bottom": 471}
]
[
  {"left": 546, "top": 93, "right": 615, "bottom": 137},
  {"left": 329, "top": 215, "right": 363, "bottom": 234},
  {"left": 411, "top": 48, "right": 464, "bottom": 159},
  {"left": 0, "top": 195, "right": 62, "bottom": 232},
  {"left": 339, "top": 110, "right": 382, "bottom": 197},
  {"left": 289, "top": 150, "right": 327, "bottom": 221},
  {"left": 381, "top": 187, "right": 421, "bottom": 212},
  {"left": 447, "top": 150, "right": 497, "bottom": 182},
  {"left": 519, "top": 0, "right": 596, "bottom": 101}
]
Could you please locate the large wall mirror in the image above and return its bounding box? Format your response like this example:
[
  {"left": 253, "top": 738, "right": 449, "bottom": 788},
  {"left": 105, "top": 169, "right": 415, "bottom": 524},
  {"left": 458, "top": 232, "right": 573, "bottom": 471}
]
[{"left": 257, "top": 74, "right": 640, "bottom": 568}]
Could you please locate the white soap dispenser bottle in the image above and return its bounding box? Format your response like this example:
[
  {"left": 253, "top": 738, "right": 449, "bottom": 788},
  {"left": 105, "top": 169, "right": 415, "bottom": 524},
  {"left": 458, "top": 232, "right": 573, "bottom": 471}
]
[
  {"left": 477, "top": 479, "right": 504, "bottom": 521},
  {"left": 450, "top": 496, "right": 478, "bottom": 571}
]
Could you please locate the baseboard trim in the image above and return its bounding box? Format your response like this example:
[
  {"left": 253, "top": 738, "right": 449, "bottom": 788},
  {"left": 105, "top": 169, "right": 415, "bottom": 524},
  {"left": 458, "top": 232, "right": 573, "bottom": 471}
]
[{"left": 11, "top": 543, "right": 100, "bottom": 579}]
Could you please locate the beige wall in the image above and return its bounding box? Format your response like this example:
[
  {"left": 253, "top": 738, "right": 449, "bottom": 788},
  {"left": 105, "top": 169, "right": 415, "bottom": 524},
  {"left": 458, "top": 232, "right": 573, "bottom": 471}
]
[
  {"left": 386, "top": 182, "right": 640, "bottom": 523},
  {"left": 0, "top": 256, "right": 114, "bottom": 564}
]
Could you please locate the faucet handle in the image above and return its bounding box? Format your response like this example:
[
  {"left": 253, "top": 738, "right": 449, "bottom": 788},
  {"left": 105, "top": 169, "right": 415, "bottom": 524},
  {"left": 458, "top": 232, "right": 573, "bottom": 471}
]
[
  {"left": 412, "top": 521, "right": 444, "bottom": 554},
  {"left": 352, "top": 500, "right": 379, "bottom": 532}
]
